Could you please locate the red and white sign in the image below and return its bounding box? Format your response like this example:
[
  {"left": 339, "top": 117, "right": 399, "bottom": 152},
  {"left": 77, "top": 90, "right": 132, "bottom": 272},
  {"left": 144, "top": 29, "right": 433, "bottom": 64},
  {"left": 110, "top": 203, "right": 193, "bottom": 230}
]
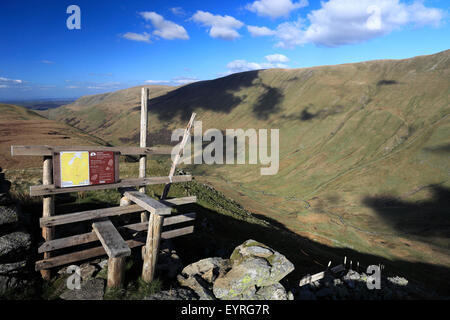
[{"left": 89, "top": 151, "right": 116, "bottom": 185}]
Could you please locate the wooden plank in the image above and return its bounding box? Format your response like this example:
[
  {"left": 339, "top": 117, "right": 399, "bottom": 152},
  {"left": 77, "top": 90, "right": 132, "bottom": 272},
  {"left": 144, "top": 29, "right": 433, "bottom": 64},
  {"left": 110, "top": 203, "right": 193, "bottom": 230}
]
[
  {"left": 124, "top": 191, "right": 171, "bottom": 215},
  {"left": 92, "top": 220, "right": 131, "bottom": 258},
  {"left": 41, "top": 156, "right": 54, "bottom": 281},
  {"left": 163, "top": 212, "right": 196, "bottom": 227},
  {"left": 161, "top": 113, "right": 196, "bottom": 199},
  {"left": 124, "top": 213, "right": 196, "bottom": 233},
  {"left": 38, "top": 232, "right": 98, "bottom": 253},
  {"left": 11, "top": 145, "right": 172, "bottom": 156},
  {"left": 160, "top": 196, "right": 197, "bottom": 207},
  {"left": 299, "top": 271, "right": 325, "bottom": 287},
  {"left": 30, "top": 175, "right": 192, "bottom": 196},
  {"left": 39, "top": 197, "right": 196, "bottom": 228},
  {"left": 35, "top": 238, "right": 145, "bottom": 270},
  {"left": 38, "top": 213, "right": 196, "bottom": 253},
  {"left": 40, "top": 204, "right": 143, "bottom": 227},
  {"left": 35, "top": 226, "right": 194, "bottom": 270},
  {"left": 162, "top": 225, "right": 194, "bottom": 239}
]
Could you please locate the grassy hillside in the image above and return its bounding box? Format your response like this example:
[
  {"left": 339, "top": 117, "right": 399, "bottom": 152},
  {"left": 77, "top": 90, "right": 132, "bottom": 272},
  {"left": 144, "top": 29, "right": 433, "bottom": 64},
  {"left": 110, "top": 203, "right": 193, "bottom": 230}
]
[
  {"left": 49, "top": 85, "right": 176, "bottom": 145},
  {"left": 0, "top": 103, "right": 106, "bottom": 168},
  {"left": 48, "top": 50, "right": 450, "bottom": 282}
]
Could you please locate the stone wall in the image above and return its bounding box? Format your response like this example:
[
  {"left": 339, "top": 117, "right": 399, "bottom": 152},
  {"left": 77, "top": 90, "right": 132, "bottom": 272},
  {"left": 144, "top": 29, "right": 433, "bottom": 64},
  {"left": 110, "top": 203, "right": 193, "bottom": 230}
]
[{"left": 0, "top": 167, "right": 33, "bottom": 297}]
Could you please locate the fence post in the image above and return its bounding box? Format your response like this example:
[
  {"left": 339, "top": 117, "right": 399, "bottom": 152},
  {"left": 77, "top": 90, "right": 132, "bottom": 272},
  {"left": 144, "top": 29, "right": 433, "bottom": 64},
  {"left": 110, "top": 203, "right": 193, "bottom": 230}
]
[
  {"left": 142, "top": 212, "right": 164, "bottom": 282},
  {"left": 139, "top": 87, "right": 149, "bottom": 222},
  {"left": 107, "top": 256, "right": 126, "bottom": 288},
  {"left": 41, "top": 156, "right": 55, "bottom": 280}
]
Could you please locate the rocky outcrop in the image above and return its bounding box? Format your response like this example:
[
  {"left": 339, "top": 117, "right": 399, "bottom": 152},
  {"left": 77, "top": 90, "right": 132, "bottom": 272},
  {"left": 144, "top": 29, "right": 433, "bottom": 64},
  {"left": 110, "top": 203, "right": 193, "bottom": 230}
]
[
  {"left": 0, "top": 168, "right": 33, "bottom": 297},
  {"left": 145, "top": 288, "right": 198, "bottom": 300},
  {"left": 295, "top": 268, "right": 438, "bottom": 300},
  {"left": 177, "top": 240, "right": 295, "bottom": 300}
]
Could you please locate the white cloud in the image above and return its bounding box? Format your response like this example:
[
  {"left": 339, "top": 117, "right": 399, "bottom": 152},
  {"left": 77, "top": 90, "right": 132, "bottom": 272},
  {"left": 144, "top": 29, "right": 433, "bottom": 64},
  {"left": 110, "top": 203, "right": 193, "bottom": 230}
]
[
  {"left": 87, "top": 82, "right": 121, "bottom": 90},
  {"left": 172, "top": 76, "right": 199, "bottom": 85},
  {"left": 66, "top": 86, "right": 79, "bottom": 89},
  {"left": 192, "top": 11, "right": 244, "bottom": 40},
  {"left": 265, "top": 53, "right": 290, "bottom": 63},
  {"left": 144, "top": 77, "right": 199, "bottom": 85},
  {"left": 0, "top": 85, "right": 8, "bottom": 88},
  {"left": 170, "top": 7, "right": 186, "bottom": 16},
  {"left": 121, "top": 32, "right": 151, "bottom": 43},
  {"left": 0, "top": 77, "right": 23, "bottom": 84},
  {"left": 140, "top": 12, "right": 189, "bottom": 40},
  {"left": 247, "top": 19, "right": 305, "bottom": 48},
  {"left": 274, "top": 18, "right": 305, "bottom": 48},
  {"left": 302, "top": 0, "right": 444, "bottom": 47},
  {"left": 226, "top": 60, "right": 263, "bottom": 74},
  {"left": 247, "top": 25, "right": 276, "bottom": 37},
  {"left": 225, "top": 54, "right": 290, "bottom": 75},
  {"left": 41, "top": 60, "right": 54, "bottom": 64},
  {"left": 253, "top": 0, "right": 444, "bottom": 48},
  {"left": 144, "top": 80, "right": 171, "bottom": 84},
  {"left": 246, "top": 0, "right": 308, "bottom": 19}
]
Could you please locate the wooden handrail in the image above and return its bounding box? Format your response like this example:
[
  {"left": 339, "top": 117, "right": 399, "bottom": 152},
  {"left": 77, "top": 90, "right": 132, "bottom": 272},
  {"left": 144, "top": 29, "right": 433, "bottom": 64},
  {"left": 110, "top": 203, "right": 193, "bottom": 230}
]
[
  {"left": 29, "top": 175, "right": 192, "bottom": 196},
  {"left": 11, "top": 145, "right": 172, "bottom": 156}
]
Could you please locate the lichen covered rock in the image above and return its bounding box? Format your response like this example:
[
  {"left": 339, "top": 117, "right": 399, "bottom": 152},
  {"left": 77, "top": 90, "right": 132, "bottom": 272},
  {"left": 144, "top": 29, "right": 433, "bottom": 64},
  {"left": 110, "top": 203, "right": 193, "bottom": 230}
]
[{"left": 212, "top": 240, "right": 294, "bottom": 300}]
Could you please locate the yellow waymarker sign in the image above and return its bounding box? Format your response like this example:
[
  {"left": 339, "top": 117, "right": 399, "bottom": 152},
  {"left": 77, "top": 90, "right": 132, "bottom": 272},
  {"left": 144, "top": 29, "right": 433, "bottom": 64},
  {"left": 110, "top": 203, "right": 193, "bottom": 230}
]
[{"left": 60, "top": 151, "right": 90, "bottom": 187}]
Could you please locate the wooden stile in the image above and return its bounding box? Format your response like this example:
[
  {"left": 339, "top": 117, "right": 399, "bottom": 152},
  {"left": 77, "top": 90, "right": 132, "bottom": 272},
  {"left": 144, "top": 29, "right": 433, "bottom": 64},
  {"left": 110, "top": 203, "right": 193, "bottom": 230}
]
[{"left": 11, "top": 92, "right": 198, "bottom": 286}]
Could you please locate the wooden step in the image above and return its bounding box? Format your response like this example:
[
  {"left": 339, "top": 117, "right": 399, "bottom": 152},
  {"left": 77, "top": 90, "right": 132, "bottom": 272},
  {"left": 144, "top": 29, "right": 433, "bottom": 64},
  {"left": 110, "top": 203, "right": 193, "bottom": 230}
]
[
  {"left": 124, "top": 191, "right": 172, "bottom": 215},
  {"left": 92, "top": 220, "right": 131, "bottom": 258}
]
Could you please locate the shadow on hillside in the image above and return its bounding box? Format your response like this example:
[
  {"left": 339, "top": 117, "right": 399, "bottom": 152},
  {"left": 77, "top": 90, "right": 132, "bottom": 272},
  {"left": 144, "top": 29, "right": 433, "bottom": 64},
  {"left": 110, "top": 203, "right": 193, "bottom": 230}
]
[
  {"left": 172, "top": 201, "right": 450, "bottom": 297},
  {"left": 252, "top": 84, "right": 283, "bottom": 120},
  {"left": 362, "top": 185, "right": 450, "bottom": 239},
  {"left": 423, "top": 144, "right": 450, "bottom": 154},
  {"left": 281, "top": 104, "right": 345, "bottom": 122},
  {"left": 377, "top": 79, "right": 398, "bottom": 86},
  {"left": 132, "top": 70, "right": 284, "bottom": 122}
]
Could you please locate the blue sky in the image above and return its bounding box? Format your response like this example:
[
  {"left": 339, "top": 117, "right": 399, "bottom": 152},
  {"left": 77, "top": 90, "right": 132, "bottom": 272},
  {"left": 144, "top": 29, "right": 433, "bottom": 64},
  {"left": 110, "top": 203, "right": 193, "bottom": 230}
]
[{"left": 0, "top": 0, "right": 448, "bottom": 100}]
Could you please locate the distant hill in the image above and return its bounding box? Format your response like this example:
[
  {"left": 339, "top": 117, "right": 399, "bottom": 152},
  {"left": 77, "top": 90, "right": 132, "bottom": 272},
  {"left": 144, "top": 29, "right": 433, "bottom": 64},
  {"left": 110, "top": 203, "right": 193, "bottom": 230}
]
[
  {"left": 49, "top": 85, "right": 176, "bottom": 144},
  {"left": 0, "top": 103, "right": 106, "bottom": 168},
  {"left": 2, "top": 99, "right": 76, "bottom": 110},
  {"left": 48, "top": 51, "right": 450, "bottom": 282}
]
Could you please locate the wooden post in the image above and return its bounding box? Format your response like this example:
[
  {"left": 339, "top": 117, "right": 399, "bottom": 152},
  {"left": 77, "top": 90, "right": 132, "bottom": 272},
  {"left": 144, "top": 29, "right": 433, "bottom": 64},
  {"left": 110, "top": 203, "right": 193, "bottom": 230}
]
[
  {"left": 161, "top": 113, "right": 196, "bottom": 199},
  {"left": 41, "top": 156, "right": 55, "bottom": 280},
  {"left": 107, "top": 257, "right": 126, "bottom": 288},
  {"left": 141, "top": 212, "right": 164, "bottom": 283},
  {"left": 140, "top": 87, "right": 149, "bottom": 222}
]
